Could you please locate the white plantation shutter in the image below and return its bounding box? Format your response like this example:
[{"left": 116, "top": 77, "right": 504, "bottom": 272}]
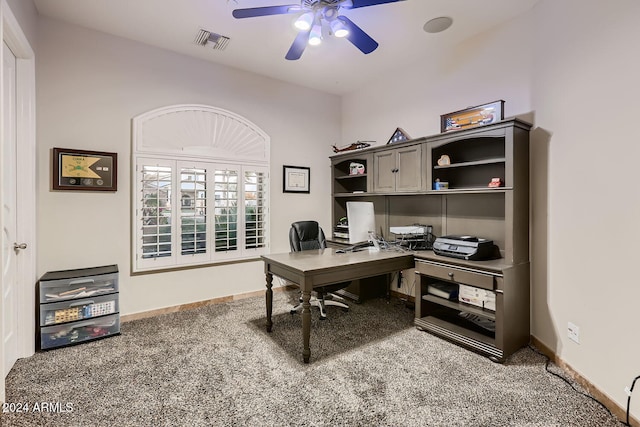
[
  {"left": 136, "top": 160, "right": 176, "bottom": 270},
  {"left": 244, "top": 169, "right": 268, "bottom": 251},
  {"left": 214, "top": 168, "right": 239, "bottom": 254}
]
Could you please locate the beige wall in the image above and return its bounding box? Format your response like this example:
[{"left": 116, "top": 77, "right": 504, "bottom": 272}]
[
  {"left": 343, "top": 0, "right": 640, "bottom": 419},
  {"left": 35, "top": 16, "right": 340, "bottom": 316},
  {"left": 341, "top": 11, "right": 532, "bottom": 145},
  {"left": 530, "top": 0, "right": 640, "bottom": 418}
]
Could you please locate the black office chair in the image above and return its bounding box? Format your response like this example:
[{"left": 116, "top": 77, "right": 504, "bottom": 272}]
[{"left": 289, "top": 221, "right": 349, "bottom": 319}]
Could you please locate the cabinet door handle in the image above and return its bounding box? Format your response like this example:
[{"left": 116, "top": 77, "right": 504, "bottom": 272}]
[{"left": 448, "top": 272, "right": 454, "bottom": 278}]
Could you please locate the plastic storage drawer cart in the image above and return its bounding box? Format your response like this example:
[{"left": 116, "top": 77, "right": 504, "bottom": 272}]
[{"left": 37, "top": 265, "right": 120, "bottom": 350}]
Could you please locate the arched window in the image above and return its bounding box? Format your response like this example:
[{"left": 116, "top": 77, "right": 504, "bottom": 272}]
[{"left": 132, "top": 105, "right": 270, "bottom": 272}]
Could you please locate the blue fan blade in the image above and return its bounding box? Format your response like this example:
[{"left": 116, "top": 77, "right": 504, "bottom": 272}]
[
  {"left": 337, "top": 16, "right": 378, "bottom": 54},
  {"left": 232, "top": 5, "right": 301, "bottom": 19},
  {"left": 348, "top": 0, "right": 405, "bottom": 9},
  {"left": 285, "top": 29, "right": 311, "bottom": 60}
]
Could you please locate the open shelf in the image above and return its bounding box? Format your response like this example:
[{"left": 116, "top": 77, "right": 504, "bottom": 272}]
[
  {"left": 422, "top": 294, "right": 496, "bottom": 320},
  {"left": 427, "top": 187, "right": 511, "bottom": 194},
  {"left": 335, "top": 173, "right": 368, "bottom": 180},
  {"left": 332, "top": 156, "right": 370, "bottom": 194},
  {"left": 434, "top": 157, "right": 505, "bottom": 169},
  {"left": 333, "top": 192, "right": 370, "bottom": 198}
]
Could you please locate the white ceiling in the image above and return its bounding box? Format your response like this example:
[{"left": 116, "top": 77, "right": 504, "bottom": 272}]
[{"left": 32, "top": 0, "right": 539, "bottom": 95}]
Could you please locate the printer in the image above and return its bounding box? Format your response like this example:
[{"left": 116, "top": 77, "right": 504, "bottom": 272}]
[{"left": 432, "top": 235, "right": 497, "bottom": 261}]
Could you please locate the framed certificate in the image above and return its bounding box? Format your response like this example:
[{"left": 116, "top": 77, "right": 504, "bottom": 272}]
[
  {"left": 52, "top": 147, "right": 117, "bottom": 191},
  {"left": 283, "top": 165, "right": 310, "bottom": 194}
]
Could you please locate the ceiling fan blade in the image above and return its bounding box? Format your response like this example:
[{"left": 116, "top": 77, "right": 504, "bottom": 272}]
[
  {"left": 346, "top": 0, "right": 406, "bottom": 9},
  {"left": 337, "top": 16, "right": 378, "bottom": 54},
  {"left": 232, "top": 5, "right": 302, "bottom": 19},
  {"left": 285, "top": 29, "right": 311, "bottom": 60}
]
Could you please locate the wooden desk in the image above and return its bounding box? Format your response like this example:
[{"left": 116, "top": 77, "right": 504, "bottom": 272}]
[{"left": 261, "top": 248, "right": 414, "bottom": 363}]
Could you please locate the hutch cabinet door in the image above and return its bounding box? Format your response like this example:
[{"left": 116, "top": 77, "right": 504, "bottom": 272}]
[
  {"left": 373, "top": 150, "right": 396, "bottom": 192},
  {"left": 373, "top": 144, "right": 423, "bottom": 192},
  {"left": 396, "top": 144, "right": 423, "bottom": 192}
]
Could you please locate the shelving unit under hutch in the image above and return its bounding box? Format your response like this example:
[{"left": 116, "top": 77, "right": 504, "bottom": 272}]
[{"left": 329, "top": 118, "right": 531, "bottom": 361}]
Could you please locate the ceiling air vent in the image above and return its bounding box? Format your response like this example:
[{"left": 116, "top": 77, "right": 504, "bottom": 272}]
[{"left": 194, "top": 29, "right": 230, "bottom": 50}]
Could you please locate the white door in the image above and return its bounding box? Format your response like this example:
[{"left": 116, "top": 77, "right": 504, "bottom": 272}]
[{"left": 2, "top": 40, "right": 20, "bottom": 377}]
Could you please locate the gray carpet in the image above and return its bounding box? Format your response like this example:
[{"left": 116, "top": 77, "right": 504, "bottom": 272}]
[{"left": 3, "top": 290, "right": 622, "bottom": 426}]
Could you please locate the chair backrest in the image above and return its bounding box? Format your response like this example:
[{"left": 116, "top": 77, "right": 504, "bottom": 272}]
[{"left": 289, "top": 221, "right": 327, "bottom": 252}]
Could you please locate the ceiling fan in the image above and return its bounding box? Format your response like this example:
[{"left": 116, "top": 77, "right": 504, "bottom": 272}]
[{"left": 232, "top": 0, "right": 406, "bottom": 60}]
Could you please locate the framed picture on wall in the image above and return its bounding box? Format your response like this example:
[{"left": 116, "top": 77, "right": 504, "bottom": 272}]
[
  {"left": 283, "top": 165, "right": 310, "bottom": 194},
  {"left": 52, "top": 147, "right": 118, "bottom": 191}
]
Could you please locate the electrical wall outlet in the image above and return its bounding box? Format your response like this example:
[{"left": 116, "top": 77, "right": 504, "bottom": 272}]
[{"left": 568, "top": 322, "right": 580, "bottom": 344}]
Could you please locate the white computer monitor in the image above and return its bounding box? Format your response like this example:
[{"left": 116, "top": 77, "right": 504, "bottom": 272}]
[{"left": 346, "top": 201, "right": 376, "bottom": 244}]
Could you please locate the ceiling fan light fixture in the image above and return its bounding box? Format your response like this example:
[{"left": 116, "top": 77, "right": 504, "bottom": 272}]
[
  {"left": 308, "top": 23, "right": 323, "bottom": 46},
  {"left": 294, "top": 11, "right": 314, "bottom": 31},
  {"left": 330, "top": 19, "right": 349, "bottom": 38},
  {"left": 231, "top": 0, "right": 405, "bottom": 60},
  {"left": 341, "top": 0, "right": 354, "bottom": 10}
]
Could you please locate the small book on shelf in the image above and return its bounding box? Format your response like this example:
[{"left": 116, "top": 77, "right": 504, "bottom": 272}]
[{"left": 426, "top": 282, "right": 459, "bottom": 300}]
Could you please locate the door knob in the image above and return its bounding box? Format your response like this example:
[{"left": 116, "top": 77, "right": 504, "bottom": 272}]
[{"left": 13, "top": 242, "right": 27, "bottom": 250}]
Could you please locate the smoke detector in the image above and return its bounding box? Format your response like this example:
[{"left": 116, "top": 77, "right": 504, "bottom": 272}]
[{"left": 194, "top": 29, "right": 230, "bottom": 50}]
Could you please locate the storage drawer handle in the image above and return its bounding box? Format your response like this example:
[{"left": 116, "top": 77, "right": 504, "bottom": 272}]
[
  {"left": 448, "top": 272, "right": 454, "bottom": 278},
  {"left": 68, "top": 278, "right": 95, "bottom": 286},
  {"left": 70, "top": 300, "right": 94, "bottom": 307}
]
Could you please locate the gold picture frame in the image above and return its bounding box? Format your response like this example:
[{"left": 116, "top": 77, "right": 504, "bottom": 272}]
[{"left": 52, "top": 147, "right": 117, "bottom": 191}]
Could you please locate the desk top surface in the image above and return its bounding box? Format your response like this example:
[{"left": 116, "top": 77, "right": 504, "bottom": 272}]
[
  {"left": 263, "top": 248, "right": 519, "bottom": 275},
  {"left": 261, "top": 248, "right": 413, "bottom": 273}
]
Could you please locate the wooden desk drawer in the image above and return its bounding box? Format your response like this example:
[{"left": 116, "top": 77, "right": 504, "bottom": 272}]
[{"left": 415, "top": 260, "right": 495, "bottom": 291}]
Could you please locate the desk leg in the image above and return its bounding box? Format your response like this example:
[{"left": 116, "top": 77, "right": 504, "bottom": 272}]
[
  {"left": 301, "top": 289, "right": 311, "bottom": 363},
  {"left": 265, "top": 272, "right": 273, "bottom": 332}
]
